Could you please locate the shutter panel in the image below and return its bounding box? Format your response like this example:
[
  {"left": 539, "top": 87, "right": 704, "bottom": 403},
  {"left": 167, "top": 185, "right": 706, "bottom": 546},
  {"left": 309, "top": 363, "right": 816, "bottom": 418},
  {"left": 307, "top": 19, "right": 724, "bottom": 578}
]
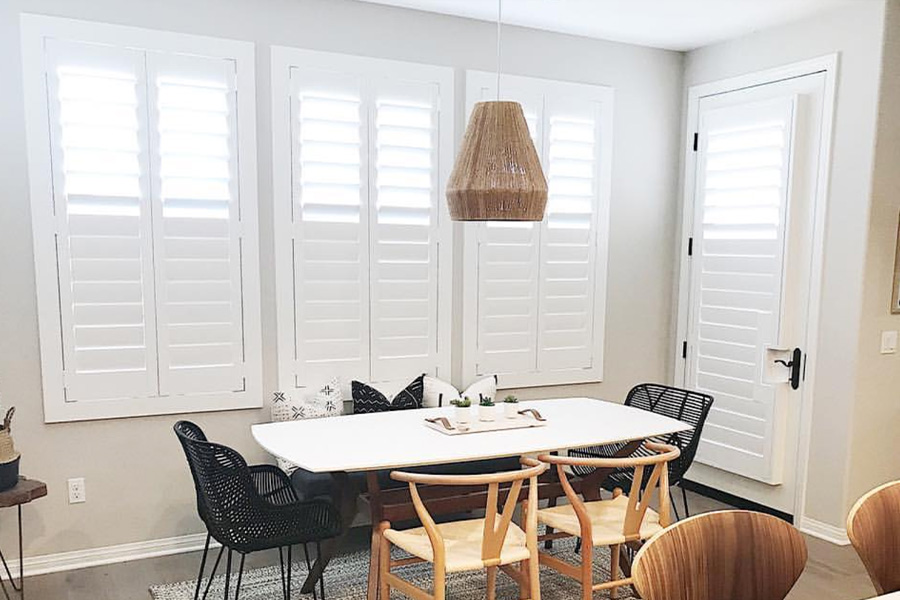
[
  {"left": 147, "top": 53, "right": 246, "bottom": 395},
  {"left": 290, "top": 68, "right": 370, "bottom": 386},
  {"left": 689, "top": 98, "right": 795, "bottom": 480},
  {"left": 44, "top": 40, "right": 159, "bottom": 401},
  {"left": 472, "top": 93, "right": 543, "bottom": 377},
  {"left": 537, "top": 99, "right": 601, "bottom": 371},
  {"left": 370, "top": 80, "right": 442, "bottom": 382}
]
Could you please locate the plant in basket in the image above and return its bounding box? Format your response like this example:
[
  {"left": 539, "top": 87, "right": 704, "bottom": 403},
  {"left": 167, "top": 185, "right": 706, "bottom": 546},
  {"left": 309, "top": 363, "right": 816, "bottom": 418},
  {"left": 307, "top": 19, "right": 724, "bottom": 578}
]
[{"left": 0, "top": 408, "right": 20, "bottom": 492}]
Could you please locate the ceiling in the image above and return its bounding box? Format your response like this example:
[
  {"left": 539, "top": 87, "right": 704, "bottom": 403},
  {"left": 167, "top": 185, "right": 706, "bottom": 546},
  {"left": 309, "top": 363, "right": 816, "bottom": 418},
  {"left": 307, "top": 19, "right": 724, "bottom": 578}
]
[{"left": 353, "top": 0, "right": 863, "bottom": 51}]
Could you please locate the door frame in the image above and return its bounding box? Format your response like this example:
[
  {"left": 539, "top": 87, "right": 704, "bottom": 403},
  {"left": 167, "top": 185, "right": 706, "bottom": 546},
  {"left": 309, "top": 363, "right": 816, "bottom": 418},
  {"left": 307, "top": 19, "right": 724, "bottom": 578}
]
[{"left": 672, "top": 55, "right": 839, "bottom": 529}]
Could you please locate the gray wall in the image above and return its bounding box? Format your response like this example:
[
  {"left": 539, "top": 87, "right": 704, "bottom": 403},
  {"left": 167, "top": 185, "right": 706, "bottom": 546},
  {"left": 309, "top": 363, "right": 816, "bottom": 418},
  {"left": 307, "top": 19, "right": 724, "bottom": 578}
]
[
  {"left": 683, "top": 1, "right": 887, "bottom": 528},
  {"left": 0, "top": 0, "right": 684, "bottom": 557}
]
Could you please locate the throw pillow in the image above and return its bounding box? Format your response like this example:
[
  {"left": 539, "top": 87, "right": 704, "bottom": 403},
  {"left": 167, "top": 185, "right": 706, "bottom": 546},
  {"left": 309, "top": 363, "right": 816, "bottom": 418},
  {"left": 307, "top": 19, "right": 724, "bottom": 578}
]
[
  {"left": 422, "top": 375, "right": 497, "bottom": 408},
  {"left": 352, "top": 374, "right": 425, "bottom": 414},
  {"left": 271, "top": 377, "right": 343, "bottom": 473}
]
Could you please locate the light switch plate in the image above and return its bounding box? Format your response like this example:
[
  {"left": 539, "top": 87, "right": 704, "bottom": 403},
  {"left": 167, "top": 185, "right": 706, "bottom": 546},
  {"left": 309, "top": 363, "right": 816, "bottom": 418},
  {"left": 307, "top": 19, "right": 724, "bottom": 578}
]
[{"left": 881, "top": 331, "right": 898, "bottom": 354}]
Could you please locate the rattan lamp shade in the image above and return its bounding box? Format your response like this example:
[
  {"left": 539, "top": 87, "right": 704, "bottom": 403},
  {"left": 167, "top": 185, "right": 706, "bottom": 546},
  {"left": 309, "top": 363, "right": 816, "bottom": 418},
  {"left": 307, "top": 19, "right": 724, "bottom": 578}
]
[{"left": 447, "top": 101, "right": 548, "bottom": 221}]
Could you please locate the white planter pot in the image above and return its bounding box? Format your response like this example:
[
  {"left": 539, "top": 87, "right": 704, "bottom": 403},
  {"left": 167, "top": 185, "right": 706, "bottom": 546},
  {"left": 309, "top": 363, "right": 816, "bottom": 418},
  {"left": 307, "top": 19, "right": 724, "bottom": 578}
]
[
  {"left": 478, "top": 405, "right": 496, "bottom": 422},
  {"left": 454, "top": 406, "right": 472, "bottom": 424},
  {"left": 504, "top": 403, "right": 519, "bottom": 419}
]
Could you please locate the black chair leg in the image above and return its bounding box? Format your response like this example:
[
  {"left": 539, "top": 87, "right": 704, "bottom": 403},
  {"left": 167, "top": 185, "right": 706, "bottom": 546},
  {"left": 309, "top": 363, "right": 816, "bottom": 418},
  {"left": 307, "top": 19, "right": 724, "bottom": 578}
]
[
  {"left": 303, "top": 543, "right": 317, "bottom": 600},
  {"left": 279, "top": 547, "right": 286, "bottom": 600},
  {"left": 234, "top": 553, "right": 245, "bottom": 600},
  {"left": 574, "top": 537, "right": 582, "bottom": 554},
  {"left": 223, "top": 549, "right": 233, "bottom": 600},
  {"left": 317, "top": 541, "right": 325, "bottom": 600},
  {"left": 681, "top": 485, "right": 691, "bottom": 518},
  {"left": 194, "top": 533, "right": 211, "bottom": 600},
  {"left": 202, "top": 545, "right": 225, "bottom": 600},
  {"left": 286, "top": 545, "right": 293, "bottom": 600}
]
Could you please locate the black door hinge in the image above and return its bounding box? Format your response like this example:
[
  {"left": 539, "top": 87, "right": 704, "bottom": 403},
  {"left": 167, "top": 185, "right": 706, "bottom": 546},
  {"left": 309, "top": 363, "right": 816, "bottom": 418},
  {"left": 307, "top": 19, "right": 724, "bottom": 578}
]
[
  {"left": 687, "top": 237, "right": 694, "bottom": 256},
  {"left": 682, "top": 341, "right": 688, "bottom": 359},
  {"left": 692, "top": 132, "right": 699, "bottom": 152}
]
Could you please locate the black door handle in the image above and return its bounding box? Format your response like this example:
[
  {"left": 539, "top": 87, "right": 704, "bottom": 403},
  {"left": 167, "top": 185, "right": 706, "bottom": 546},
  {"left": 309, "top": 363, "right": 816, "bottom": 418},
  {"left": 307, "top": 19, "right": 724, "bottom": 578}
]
[{"left": 773, "top": 348, "right": 802, "bottom": 390}]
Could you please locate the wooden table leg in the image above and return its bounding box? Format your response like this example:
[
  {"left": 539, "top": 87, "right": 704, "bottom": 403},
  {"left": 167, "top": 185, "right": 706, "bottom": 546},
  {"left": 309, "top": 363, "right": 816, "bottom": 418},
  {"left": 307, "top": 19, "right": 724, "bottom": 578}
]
[
  {"left": 366, "top": 472, "right": 385, "bottom": 600},
  {"left": 301, "top": 471, "right": 358, "bottom": 594},
  {"left": 579, "top": 440, "right": 643, "bottom": 501}
]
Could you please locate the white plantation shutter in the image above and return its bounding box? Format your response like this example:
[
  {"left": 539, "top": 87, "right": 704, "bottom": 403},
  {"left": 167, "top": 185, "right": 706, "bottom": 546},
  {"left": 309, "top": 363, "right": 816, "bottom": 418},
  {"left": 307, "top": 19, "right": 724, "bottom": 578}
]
[
  {"left": 44, "top": 40, "right": 158, "bottom": 402},
  {"left": 370, "top": 81, "right": 443, "bottom": 381},
  {"left": 274, "top": 49, "right": 452, "bottom": 395},
  {"left": 538, "top": 103, "right": 601, "bottom": 372},
  {"left": 688, "top": 98, "right": 796, "bottom": 481},
  {"left": 464, "top": 71, "right": 612, "bottom": 388},
  {"left": 472, "top": 92, "right": 543, "bottom": 376},
  {"left": 22, "top": 16, "right": 261, "bottom": 421},
  {"left": 148, "top": 54, "right": 246, "bottom": 395},
  {"left": 290, "top": 69, "right": 370, "bottom": 386}
]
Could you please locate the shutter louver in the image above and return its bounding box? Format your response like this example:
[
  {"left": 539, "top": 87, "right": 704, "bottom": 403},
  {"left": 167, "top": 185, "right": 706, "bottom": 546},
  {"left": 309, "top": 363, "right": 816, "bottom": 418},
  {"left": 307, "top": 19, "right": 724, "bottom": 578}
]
[
  {"left": 148, "top": 54, "right": 245, "bottom": 395},
  {"left": 46, "top": 41, "right": 158, "bottom": 401},
  {"left": 290, "top": 69, "right": 370, "bottom": 386},
  {"left": 370, "top": 82, "right": 441, "bottom": 381},
  {"left": 538, "top": 111, "right": 599, "bottom": 371}
]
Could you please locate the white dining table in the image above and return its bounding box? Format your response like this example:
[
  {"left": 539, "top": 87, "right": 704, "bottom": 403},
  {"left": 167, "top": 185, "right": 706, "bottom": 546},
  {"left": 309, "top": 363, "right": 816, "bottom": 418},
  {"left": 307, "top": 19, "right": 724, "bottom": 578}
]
[
  {"left": 252, "top": 397, "right": 690, "bottom": 473},
  {"left": 252, "top": 396, "right": 691, "bottom": 599}
]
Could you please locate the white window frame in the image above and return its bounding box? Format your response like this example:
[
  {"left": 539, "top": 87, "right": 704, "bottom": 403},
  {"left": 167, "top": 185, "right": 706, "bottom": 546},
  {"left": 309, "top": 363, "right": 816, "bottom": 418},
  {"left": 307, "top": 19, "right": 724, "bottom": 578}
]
[
  {"left": 271, "top": 47, "right": 453, "bottom": 397},
  {"left": 461, "top": 71, "right": 614, "bottom": 389},
  {"left": 21, "top": 15, "right": 262, "bottom": 422}
]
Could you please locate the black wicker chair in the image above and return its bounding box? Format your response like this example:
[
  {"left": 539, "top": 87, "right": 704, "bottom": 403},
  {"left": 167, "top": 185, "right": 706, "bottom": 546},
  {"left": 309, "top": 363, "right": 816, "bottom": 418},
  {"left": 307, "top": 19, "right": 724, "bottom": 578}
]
[
  {"left": 570, "top": 384, "right": 714, "bottom": 519},
  {"left": 174, "top": 421, "right": 341, "bottom": 600}
]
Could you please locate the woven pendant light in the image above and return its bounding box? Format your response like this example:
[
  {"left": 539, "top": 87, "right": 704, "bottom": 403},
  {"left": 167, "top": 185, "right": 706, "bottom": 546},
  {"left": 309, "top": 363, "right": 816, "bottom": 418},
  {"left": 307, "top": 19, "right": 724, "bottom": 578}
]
[
  {"left": 446, "top": 0, "right": 548, "bottom": 221},
  {"left": 447, "top": 101, "right": 547, "bottom": 220}
]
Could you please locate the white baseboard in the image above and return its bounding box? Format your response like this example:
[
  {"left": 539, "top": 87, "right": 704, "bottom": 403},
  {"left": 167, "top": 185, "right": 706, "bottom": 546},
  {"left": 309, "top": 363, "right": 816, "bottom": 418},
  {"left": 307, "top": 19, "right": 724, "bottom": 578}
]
[
  {"left": 10, "top": 532, "right": 218, "bottom": 578},
  {"left": 797, "top": 516, "right": 850, "bottom": 546}
]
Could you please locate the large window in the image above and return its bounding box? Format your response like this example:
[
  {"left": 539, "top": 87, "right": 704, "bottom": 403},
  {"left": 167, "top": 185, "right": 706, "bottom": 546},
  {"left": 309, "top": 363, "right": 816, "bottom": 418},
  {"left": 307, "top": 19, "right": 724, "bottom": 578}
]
[
  {"left": 21, "top": 16, "right": 262, "bottom": 422},
  {"left": 271, "top": 48, "right": 453, "bottom": 397},
  {"left": 462, "top": 72, "right": 613, "bottom": 388}
]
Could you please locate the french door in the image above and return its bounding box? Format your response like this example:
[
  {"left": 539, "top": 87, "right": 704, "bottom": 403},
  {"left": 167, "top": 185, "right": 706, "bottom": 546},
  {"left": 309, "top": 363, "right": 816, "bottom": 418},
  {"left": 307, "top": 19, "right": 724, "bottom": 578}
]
[{"left": 681, "top": 72, "right": 827, "bottom": 513}]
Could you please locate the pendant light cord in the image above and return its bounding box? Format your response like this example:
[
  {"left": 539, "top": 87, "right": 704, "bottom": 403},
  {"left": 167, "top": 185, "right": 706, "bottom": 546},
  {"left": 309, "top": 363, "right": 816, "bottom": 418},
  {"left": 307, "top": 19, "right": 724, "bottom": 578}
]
[{"left": 496, "top": 0, "right": 502, "bottom": 100}]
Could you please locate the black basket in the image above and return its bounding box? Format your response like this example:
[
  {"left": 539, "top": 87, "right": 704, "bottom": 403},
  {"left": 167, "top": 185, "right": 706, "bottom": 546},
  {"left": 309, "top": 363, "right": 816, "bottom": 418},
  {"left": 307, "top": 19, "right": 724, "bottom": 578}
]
[{"left": 0, "top": 457, "right": 20, "bottom": 492}]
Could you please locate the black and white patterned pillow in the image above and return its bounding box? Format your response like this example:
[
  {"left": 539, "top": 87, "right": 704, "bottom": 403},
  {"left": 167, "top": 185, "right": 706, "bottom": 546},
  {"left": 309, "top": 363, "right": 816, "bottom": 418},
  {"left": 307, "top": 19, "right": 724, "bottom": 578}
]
[
  {"left": 352, "top": 374, "right": 425, "bottom": 414},
  {"left": 271, "top": 378, "right": 343, "bottom": 473}
]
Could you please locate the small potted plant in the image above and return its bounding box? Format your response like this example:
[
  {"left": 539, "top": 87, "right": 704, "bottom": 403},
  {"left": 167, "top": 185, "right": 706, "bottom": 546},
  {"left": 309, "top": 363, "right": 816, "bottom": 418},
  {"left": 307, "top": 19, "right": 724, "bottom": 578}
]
[
  {"left": 478, "top": 396, "right": 496, "bottom": 422},
  {"left": 503, "top": 394, "right": 519, "bottom": 418},
  {"left": 453, "top": 397, "right": 473, "bottom": 425}
]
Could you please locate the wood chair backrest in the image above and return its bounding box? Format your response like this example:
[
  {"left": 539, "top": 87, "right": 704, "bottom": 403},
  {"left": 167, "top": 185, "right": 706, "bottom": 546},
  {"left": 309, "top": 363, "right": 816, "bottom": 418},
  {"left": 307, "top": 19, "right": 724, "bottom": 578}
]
[
  {"left": 537, "top": 441, "right": 680, "bottom": 542},
  {"left": 631, "top": 510, "right": 807, "bottom": 600},
  {"left": 390, "top": 462, "right": 547, "bottom": 567},
  {"left": 847, "top": 480, "right": 900, "bottom": 594}
]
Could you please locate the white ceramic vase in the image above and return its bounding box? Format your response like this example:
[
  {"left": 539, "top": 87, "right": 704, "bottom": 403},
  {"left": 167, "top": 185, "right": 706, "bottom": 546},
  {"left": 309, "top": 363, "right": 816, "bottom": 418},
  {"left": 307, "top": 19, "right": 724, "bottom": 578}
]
[
  {"left": 504, "top": 403, "right": 519, "bottom": 419},
  {"left": 478, "top": 405, "right": 496, "bottom": 422}
]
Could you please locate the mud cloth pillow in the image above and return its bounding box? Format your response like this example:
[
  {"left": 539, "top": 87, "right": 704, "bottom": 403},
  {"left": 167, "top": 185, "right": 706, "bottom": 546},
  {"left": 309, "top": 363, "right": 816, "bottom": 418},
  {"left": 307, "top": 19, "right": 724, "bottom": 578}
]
[
  {"left": 270, "top": 377, "right": 343, "bottom": 473},
  {"left": 352, "top": 374, "right": 425, "bottom": 414}
]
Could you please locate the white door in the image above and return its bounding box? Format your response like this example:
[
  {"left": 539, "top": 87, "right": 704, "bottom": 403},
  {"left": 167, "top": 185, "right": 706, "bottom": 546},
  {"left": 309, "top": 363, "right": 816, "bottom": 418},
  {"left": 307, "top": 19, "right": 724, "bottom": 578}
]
[{"left": 681, "top": 72, "right": 827, "bottom": 513}]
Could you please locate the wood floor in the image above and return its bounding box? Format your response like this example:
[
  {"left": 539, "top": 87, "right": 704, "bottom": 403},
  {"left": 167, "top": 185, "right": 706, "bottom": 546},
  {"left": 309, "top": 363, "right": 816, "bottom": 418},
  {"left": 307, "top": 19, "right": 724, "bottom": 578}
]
[{"left": 27, "top": 491, "right": 877, "bottom": 600}]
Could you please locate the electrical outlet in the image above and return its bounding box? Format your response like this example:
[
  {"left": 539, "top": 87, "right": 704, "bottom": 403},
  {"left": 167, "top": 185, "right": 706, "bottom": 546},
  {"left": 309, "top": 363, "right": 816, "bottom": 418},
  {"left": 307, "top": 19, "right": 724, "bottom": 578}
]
[{"left": 67, "top": 478, "right": 86, "bottom": 504}]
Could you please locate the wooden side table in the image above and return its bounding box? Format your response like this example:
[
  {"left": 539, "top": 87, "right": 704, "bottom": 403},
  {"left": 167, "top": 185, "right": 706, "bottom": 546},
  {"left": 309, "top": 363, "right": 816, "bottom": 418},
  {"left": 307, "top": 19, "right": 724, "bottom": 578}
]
[{"left": 0, "top": 478, "right": 47, "bottom": 600}]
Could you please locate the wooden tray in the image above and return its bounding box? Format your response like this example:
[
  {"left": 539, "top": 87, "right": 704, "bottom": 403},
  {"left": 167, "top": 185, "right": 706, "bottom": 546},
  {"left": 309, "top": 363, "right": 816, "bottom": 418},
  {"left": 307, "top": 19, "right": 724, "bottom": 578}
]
[{"left": 424, "top": 413, "right": 547, "bottom": 436}]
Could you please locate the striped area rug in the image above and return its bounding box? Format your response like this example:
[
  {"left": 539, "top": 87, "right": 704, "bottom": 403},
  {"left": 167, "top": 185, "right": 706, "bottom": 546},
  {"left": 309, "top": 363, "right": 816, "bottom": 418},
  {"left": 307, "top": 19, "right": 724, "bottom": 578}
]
[{"left": 150, "top": 537, "right": 637, "bottom": 599}]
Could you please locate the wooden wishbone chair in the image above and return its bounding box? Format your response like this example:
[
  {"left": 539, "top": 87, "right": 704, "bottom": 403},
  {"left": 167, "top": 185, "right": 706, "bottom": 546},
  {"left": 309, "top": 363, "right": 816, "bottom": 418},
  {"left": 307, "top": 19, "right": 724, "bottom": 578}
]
[
  {"left": 531, "top": 442, "right": 680, "bottom": 600},
  {"left": 631, "top": 510, "right": 807, "bottom": 600},
  {"left": 378, "top": 460, "right": 548, "bottom": 600},
  {"left": 847, "top": 480, "right": 900, "bottom": 595}
]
